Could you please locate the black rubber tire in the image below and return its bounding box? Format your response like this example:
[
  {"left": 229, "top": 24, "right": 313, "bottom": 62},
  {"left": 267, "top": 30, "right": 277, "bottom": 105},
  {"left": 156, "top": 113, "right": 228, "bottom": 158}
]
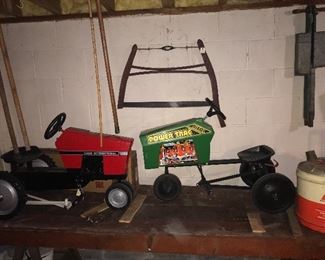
[
  {"left": 11, "top": 154, "right": 56, "bottom": 171},
  {"left": 120, "top": 180, "right": 135, "bottom": 197},
  {"left": 240, "top": 160, "right": 275, "bottom": 187},
  {"left": 44, "top": 113, "right": 66, "bottom": 140},
  {"left": 0, "top": 172, "right": 26, "bottom": 219},
  {"left": 153, "top": 173, "right": 182, "bottom": 201},
  {"left": 105, "top": 182, "right": 132, "bottom": 209},
  {"left": 251, "top": 173, "right": 296, "bottom": 214}
]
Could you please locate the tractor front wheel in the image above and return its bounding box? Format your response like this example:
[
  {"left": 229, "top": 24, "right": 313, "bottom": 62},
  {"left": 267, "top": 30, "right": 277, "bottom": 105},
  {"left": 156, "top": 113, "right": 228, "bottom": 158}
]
[
  {"left": 105, "top": 182, "right": 133, "bottom": 209},
  {"left": 153, "top": 173, "right": 182, "bottom": 201}
]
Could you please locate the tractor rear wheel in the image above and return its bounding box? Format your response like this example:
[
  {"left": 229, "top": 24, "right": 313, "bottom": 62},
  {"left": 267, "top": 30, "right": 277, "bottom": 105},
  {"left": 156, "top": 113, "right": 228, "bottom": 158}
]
[
  {"left": 0, "top": 172, "right": 26, "bottom": 219},
  {"left": 240, "top": 160, "right": 275, "bottom": 187},
  {"left": 251, "top": 173, "right": 295, "bottom": 214},
  {"left": 153, "top": 173, "right": 182, "bottom": 201},
  {"left": 105, "top": 182, "right": 133, "bottom": 209}
]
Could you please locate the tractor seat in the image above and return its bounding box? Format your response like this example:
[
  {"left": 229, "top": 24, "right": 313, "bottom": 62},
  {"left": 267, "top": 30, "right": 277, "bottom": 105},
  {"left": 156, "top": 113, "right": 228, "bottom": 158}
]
[{"left": 237, "top": 145, "right": 275, "bottom": 162}]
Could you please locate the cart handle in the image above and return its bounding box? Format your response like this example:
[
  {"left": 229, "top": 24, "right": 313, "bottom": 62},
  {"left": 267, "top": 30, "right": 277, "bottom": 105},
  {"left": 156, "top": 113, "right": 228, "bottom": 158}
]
[{"left": 205, "top": 98, "right": 226, "bottom": 121}]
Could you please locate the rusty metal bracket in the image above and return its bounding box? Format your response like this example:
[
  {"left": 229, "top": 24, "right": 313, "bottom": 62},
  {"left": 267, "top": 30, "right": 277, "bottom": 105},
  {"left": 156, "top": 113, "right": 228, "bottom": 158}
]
[{"left": 118, "top": 39, "right": 225, "bottom": 127}]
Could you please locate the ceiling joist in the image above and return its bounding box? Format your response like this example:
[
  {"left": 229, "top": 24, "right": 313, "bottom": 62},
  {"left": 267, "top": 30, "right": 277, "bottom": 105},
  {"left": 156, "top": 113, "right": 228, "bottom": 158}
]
[{"left": 0, "top": 0, "right": 324, "bottom": 23}]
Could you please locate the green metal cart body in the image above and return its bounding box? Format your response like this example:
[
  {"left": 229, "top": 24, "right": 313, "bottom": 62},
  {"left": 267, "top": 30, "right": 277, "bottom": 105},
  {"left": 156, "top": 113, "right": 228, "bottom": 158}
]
[{"left": 140, "top": 118, "right": 214, "bottom": 169}]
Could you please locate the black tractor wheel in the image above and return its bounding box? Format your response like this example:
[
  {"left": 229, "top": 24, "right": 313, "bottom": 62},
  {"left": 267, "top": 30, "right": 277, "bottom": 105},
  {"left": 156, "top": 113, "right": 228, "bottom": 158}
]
[
  {"left": 251, "top": 173, "right": 296, "bottom": 214},
  {"left": 120, "top": 180, "right": 134, "bottom": 197},
  {"left": 0, "top": 172, "right": 26, "bottom": 219},
  {"left": 11, "top": 154, "right": 56, "bottom": 171},
  {"left": 153, "top": 173, "right": 182, "bottom": 201},
  {"left": 105, "top": 182, "right": 133, "bottom": 209},
  {"left": 240, "top": 160, "right": 275, "bottom": 187}
]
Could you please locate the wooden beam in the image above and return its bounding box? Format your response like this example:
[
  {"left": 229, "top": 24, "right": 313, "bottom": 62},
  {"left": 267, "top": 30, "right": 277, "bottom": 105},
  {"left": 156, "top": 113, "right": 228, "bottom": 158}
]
[
  {"left": 101, "top": 0, "right": 115, "bottom": 11},
  {"left": 28, "top": 0, "right": 61, "bottom": 14},
  {"left": 0, "top": 0, "right": 324, "bottom": 23}
]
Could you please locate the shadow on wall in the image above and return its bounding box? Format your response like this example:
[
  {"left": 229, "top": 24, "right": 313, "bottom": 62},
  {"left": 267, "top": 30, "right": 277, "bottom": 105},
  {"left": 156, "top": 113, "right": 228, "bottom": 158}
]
[
  {"left": 276, "top": 152, "right": 301, "bottom": 185},
  {"left": 288, "top": 9, "right": 305, "bottom": 131},
  {"left": 318, "top": 93, "right": 325, "bottom": 121}
]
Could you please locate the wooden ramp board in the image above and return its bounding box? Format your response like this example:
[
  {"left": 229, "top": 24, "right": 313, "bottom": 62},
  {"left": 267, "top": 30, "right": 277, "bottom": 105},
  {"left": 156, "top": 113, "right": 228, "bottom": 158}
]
[
  {"left": 247, "top": 212, "right": 266, "bottom": 234},
  {"left": 80, "top": 202, "right": 109, "bottom": 219},
  {"left": 287, "top": 206, "right": 303, "bottom": 237},
  {"left": 119, "top": 193, "right": 147, "bottom": 223}
]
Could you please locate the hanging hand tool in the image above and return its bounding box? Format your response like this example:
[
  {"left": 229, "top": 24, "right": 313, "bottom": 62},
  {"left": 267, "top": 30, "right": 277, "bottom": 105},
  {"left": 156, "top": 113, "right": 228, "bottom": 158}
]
[
  {"left": 293, "top": 5, "right": 325, "bottom": 127},
  {"left": 95, "top": 0, "right": 120, "bottom": 134}
]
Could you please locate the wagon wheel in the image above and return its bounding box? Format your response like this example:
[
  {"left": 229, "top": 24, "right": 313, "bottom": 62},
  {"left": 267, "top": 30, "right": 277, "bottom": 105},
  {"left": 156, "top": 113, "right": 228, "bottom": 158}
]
[
  {"left": 0, "top": 172, "right": 26, "bottom": 219},
  {"left": 251, "top": 173, "right": 295, "bottom": 214},
  {"left": 105, "top": 182, "right": 133, "bottom": 209},
  {"left": 239, "top": 160, "right": 275, "bottom": 187},
  {"left": 44, "top": 113, "right": 66, "bottom": 140},
  {"left": 153, "top": 173, "right": 182, "bottom": 201}
]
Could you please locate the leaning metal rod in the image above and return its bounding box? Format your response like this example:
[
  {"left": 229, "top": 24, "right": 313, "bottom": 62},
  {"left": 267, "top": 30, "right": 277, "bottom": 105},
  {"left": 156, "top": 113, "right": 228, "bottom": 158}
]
[
  {"left": 95, "top": 0, "right": 120, "bottom": 134},
  {"left": 87, "top": 0, "right": 103, "bottom": 147},
  {"left": 0, "top": 68, "right": 18, "bottom": 153},
  {"left": 0, "top": 24, "right": 30, "bottom": 150}
]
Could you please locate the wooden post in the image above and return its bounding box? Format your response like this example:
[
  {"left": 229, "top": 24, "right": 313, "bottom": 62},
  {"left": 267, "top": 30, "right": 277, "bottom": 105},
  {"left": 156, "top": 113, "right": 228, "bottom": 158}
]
[{"left": 95, "top": 0, "right": 120, "bottom": 134}]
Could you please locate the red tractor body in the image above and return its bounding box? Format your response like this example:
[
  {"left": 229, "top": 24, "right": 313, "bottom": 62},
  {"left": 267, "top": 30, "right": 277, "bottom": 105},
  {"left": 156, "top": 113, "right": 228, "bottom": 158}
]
[{"left": 56, "top": 127, "right": 134, "bottom": 176}]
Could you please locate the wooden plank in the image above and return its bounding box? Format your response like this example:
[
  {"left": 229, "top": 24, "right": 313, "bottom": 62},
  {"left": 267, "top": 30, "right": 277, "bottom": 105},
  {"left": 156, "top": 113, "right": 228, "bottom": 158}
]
[
  {"left": 80, "top": 202, "right": 109, "bottom": 219},
  {"left": 119, "top": 193, "right": 147, "bottom": 223},
  {"left": 28, "top": 0, "right": 61, "bottom": 14},
  {"left": 287, "top": 206, "right": 303, "bottom": 237},
  {"left": 247, "top": 212, "right": 266, "bottom": 234}
]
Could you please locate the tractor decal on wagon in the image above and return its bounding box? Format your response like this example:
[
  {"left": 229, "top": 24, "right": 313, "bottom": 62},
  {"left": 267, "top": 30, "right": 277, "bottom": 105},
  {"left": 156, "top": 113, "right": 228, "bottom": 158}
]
[{"left": 159, "top": 139, "right": 198, "bottom": 166}]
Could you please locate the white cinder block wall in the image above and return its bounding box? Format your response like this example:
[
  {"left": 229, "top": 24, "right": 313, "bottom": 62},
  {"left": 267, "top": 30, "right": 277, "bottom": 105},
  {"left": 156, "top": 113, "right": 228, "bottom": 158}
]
[{"left": 0, "top": 6, "right": 325, "bottom": 185}]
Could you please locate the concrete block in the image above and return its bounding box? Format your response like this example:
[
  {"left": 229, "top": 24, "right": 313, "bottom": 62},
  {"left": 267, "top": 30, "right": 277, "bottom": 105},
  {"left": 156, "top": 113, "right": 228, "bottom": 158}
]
[
  {"left": 274, "top": 7, "right": 305, "bottom": 38},
  {"left": 35, "top": 78, "right": 63, "bottom": 105},
  {"left": 271, "top": 96, "right": 303, "bottom": 125},
  {"left": 167, "top": 13, "right": 219, "bottom": 44},
  {"left": 247, "top": 98, "right": 273, "bottom": 125},
  {"left": 56, "top": 20, "right": 91, "bottom": 49},
  {"left": 248, "top": 37, "right": 295, "bottom": 69},
  {"left": 273, "top": 68, "right": 303, "bottom": 97},
  {"left": 207, "top": 41, "right": 247, "bottom": 71},
  {"left": 34, "top": 50, "right": 59, "bottom": 78},
  {"left": 219, "top": 9, "right": 274, "bottom": 40},
  {"left": 7, "top": 50, "right": 34, "bottom": 80},
  {"left": 219, "top": 69, "right": 273, "bottom": 98},
  {"left": 6, "top": 22, "right": 56, "bottom": 51},
  {"left": 247, "top": 96, "right": 303, "bottom": 126},
  {"left": 56, "top": 48, "right": 87, "bottom": 79},
  {"left": 219, "top": 97, "right": 246, "bottom": 125}
]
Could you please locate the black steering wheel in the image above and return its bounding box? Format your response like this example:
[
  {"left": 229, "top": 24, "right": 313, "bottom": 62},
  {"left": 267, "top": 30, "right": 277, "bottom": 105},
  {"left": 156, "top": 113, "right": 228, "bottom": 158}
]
[
  {"left": 44, "top": 113, "right": 66, "bottom": 140},
  {"left": 205, "top": 98, "right": 226, "bottom": 120}
]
